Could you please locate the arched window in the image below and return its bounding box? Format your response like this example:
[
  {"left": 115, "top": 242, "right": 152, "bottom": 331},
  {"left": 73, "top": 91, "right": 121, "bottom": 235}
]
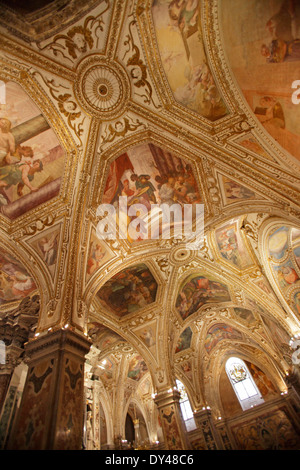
[
  {"left": 176, "top": 379, "right": 196, "bottom": 431},
  {"left": 225, "top": 357, "right": 264, "bottom": 411}
]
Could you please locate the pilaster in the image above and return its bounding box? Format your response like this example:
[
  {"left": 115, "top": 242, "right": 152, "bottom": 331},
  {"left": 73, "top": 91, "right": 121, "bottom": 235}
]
[
  {"left": 8, "top": 328, "right": 91, "bottom": 450},
  {"left": 154, "top": 388, "right": 191, "bottom": 450}
]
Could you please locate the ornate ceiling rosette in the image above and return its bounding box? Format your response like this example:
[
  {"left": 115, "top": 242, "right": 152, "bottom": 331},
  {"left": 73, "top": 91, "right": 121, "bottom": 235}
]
[{"left": 74, "top": 54, "right": 131, "bottom": 120}]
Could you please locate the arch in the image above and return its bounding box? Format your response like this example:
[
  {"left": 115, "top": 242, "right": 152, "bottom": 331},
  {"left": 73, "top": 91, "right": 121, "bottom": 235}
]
[{"left": 124, "top": 397, "right": 151, "bottom": 445}]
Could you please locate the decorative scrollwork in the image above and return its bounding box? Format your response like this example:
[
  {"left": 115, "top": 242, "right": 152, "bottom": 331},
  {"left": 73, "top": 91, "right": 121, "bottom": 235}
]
[
  {"left": 123, "top": 20, "right": 161, "bottom": 109},
  {"left": 99, "top": 116, "right": 146, "bottom": 150},
  {"left": 34, "top": 1, "right": 110, "bottom": 65},
  {"left": 32, "top": 71, "right": 86, "bottom": 145}
]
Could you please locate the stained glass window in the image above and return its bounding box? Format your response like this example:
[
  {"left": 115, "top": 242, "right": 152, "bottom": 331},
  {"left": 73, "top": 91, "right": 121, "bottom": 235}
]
[{"left": 225, "top": 357, "right": 264, "bottom": 411}]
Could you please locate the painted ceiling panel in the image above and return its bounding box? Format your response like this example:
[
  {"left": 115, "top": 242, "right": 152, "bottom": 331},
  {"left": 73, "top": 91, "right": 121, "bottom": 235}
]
[
  {"left": 221, "top": 0, "right": 300, "bottom": 161},
  {"left": 0, "top": 81, "right": 65, "bottom": 219},
  {"left": 151, "top": 0, "right": 228, "bottom": 120}
]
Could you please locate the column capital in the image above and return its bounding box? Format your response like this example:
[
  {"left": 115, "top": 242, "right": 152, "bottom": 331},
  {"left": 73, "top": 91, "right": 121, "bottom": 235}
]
[
  {"left": 193, "top": 408, "right": 213, "bottom": 422},
  {"left": 154, "top": 388, "right": 181, "bottom": 408},
  {"left": 24, "top": 327, "right": 92, "bottom": 361},
  {"left": 0, "top": 343, "right": 24, "bottom": 375},
  {"left": 8, "top": 328, "right": 92, "bottom": 450}
]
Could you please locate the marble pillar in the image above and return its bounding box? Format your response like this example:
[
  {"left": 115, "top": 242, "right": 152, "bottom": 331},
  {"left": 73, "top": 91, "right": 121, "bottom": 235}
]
[
  {"left": 154, "top": 389, "right": 191, "bottom": 450},
  {"left": 193, "top": 409, "right": 223, "bottom": 450},
  {"left": 8, "top": 328, "right": 91, "bottom": 450}
]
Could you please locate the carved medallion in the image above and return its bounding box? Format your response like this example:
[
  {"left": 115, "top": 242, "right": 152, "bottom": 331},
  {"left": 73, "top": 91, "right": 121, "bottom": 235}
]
[{"left": 74, "top": 55, "right": 130, "bottom": 120}]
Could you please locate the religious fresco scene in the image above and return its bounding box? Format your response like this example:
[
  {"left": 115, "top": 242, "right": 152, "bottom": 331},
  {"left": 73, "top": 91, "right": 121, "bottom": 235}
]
[
  {"left": 267, "top": 226, "right": 300, "bottom": 317},
  {"left": 234, "top": 134, "right": 274, "bottom": 161},
  {"left": 151, "top": 0, "right": 228, "bottom": 120},
  {"left": 127, "top": 355, "right": 148, "bottom": 382},
  {"left": 175, "top": 326, "right": 192, "bottom": 353},
  {"left": 102, "top": 142, "right": 201, "bottom": 243},
  {"left": 232, "top": 307, "right": 257, "bottom": 327},
  {"left": 135, "top": 323, "right": 157, "bottom": 350},
  {"left": 30, "top": 226, "right": 60, "bottom": 278},
  {"left": 176, "top": 273, "right": 231, "bottom": 319},
  {"left": 221, "top": 0, "right": 300, "bottom": 161},
  {"left": 96, "top": 264, "right": 158, "bottom": 317},
  {"left": 219, "top": 175, "right": 257, "bottom": 206},
  {"left": 0, "top": 248, "right": 36, "bottom": 305},
  {"left": 0, "top": 0, "right": 300, "bottom": 453},
  {"left": 0, "top": 80, "right": 65, "bottom": 219},
  {"left": 214, "top": 218, "right": 254, "bottom": 270},
  {"left": 204, "top": 323, "right": 243, "bottom": 354},
  {"left": 87, "top": 322, "right": 126, "bottom": 351},
  {"left": 85, "top": 229, "right": 115, "bottom": 281}
]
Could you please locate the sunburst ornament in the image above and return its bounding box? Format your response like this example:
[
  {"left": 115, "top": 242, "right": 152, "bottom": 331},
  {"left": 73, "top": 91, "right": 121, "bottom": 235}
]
[{"left": 74, "top": 55, "right": 130, "bottom": 120}]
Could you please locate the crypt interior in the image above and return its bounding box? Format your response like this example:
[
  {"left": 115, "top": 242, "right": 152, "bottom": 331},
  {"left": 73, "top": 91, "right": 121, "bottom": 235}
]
[{"left": 1, "top": 0, "right": 300, "bottom": 451}]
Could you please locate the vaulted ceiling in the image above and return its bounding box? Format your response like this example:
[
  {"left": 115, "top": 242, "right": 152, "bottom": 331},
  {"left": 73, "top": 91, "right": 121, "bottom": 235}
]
[{"left": 0, "top": 0, "right": 300, "bottom": 413}]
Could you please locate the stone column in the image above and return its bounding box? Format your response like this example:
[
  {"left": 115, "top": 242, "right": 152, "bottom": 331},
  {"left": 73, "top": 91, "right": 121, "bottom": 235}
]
[
  {"left": 133, "top": 418, "right": 140, "bottom": 445},
  {"left": 193, "top": 409, "right": 223, "bottom": 450},
  {"left": 8, "top": 328, "right": 91, "bottom": 450},
  {"left": 154, "top": 389, "right": 191, "bottom": 450},
  {"left": 0, "top": 344, "right": 24, "bottom": 414}
]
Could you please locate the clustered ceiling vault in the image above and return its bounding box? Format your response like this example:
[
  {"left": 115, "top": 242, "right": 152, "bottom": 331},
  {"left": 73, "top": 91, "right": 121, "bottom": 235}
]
[{"left": 0, "top": 0, "right": 300, "bottom": 418}]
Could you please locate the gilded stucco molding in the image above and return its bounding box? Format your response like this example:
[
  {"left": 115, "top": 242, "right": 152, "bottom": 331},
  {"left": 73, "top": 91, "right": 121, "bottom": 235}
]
[
  {"left": 33, "top": 1, "right": 111, "bottom": 68},
  {"left": 0, "top": 34, "right": 76, "bottom": 82}
]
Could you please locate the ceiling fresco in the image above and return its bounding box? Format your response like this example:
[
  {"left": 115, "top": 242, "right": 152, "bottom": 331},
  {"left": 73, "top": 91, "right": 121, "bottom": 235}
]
[
  {"left": 214, "top": 218, "right": 254, "bottom": 270},
  {"left": 101, "top": 142, "right": 201, "bottom": 243},
  {"left": 176, "top": 273, "right": 231, "bottom": 320},
  {"left": 268, "top": 225, "right": 300, "bottom": 317},
  {"left": 0, "top": 0, "right": 300, "bottom": 442},
  {"left": 96, "top": 263, "right": 158, "bottom": 318},
  {"left": 204, "top": 323, "right": 244, "bottom": 354},
  {"left": 87, "top": 322, "right": 126, "bottom": 351},
  {"left": 151, "top": 0, "right": 228, "bottom": 120},
  {"left": 127, "top": 354, "right": 148, "bottom": 381},
  {"left": 175, "top": 326, "right": 192, "bottom": 353},
  {"left": 221, "top": 0, "right": 300, "bottom": 161},
  {"left": 0, "top": 248, "right": 36, "bottom": 305},
  {"left": 0, "top": 80, "right": 65, "bottom": 220}
]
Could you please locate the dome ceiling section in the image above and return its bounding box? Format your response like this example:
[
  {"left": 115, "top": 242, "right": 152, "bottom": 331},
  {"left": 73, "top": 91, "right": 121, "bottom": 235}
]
[{"left": 220, "top": 0, "right": 300, "bottom": 165}]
